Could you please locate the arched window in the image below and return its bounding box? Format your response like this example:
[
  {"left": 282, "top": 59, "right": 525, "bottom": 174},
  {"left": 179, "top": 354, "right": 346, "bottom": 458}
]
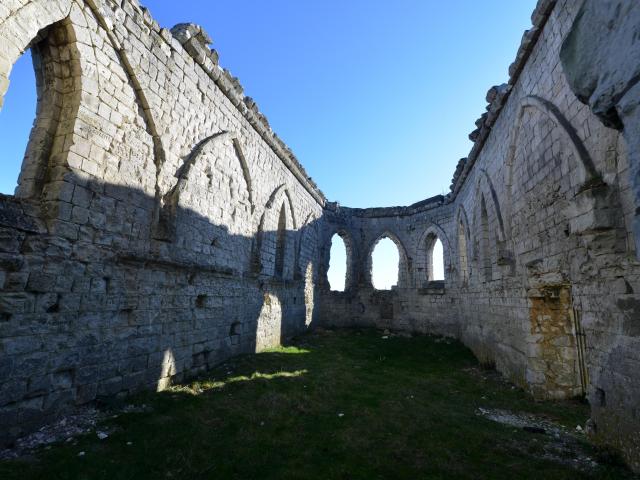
[
  {"left": 274, "top": 203, "right": 287, "bottom": 277},
  {"left": 424, "top": 233, "right": 445, "bottom": 282},
  {"left": 371, "top": 237, "right": 399, "bottom": 290},
  {"left": 480, "top": 197, "right": 492, "bottom": 282},
  {"left": 458, "top": 220, "right": 469, "bottom": 283},
  {"left": 0, "top": 19, "right": 82, "bottom": 200},
  {"left": 432, "top": 238, "right": 444, "bottom": 281},
  {"left": 0, "top": 49, "right": 37, "bottom": 195},
  {"left": 327, "top": 233, "right": 348, "bottom": 291}
]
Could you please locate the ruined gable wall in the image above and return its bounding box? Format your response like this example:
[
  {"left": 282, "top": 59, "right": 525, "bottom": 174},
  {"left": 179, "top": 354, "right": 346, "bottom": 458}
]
[
  {"left": 318, "top": 0, "right": 640, "bottom": 467},
  {"left": 0, "top": 0, "right": 324, "bottom": 444}
]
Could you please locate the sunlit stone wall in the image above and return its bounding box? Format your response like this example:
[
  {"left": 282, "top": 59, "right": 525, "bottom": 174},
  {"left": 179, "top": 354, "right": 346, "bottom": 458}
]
[
  {"left": 317, "top": 0, "right": 640, "bottom": 469},
  {"left": 0, "top": 0, "right": 324, "bottom": 444},
  {"left": 0, "top": 0, "right": 639, "bottom": 471}
]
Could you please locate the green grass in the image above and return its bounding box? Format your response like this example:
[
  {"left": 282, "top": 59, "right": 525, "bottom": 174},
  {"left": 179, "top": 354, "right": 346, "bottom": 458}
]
[{"left": 0, "top": 329, "right": 636, "bottom": 479}]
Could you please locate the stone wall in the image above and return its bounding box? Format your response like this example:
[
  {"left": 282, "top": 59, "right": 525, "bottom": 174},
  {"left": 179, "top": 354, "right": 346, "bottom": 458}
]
[
  {"left": 0, "top": 0, "right": 324, "bottom": 444},
  {"left": 317, "top": 0, "right": 640, "bottom": 469},
  {"left": 1, "top": 0, "right": 639, "bottom": 471}
]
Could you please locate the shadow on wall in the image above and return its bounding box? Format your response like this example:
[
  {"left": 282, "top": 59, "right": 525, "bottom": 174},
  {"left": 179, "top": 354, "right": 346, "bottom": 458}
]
[
  {"left": 0, "top": 170, "right": 324, "bottom": 443},
  {"left": 0, "top": 4, "right": 328, "bottom": 444}
]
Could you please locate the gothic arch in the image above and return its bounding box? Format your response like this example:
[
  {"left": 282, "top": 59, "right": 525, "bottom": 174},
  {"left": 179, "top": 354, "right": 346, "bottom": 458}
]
[
  {"left": 0, "top": 2, "right": 70, "bottom": 195},
  {"left": 296, "top": 212, "right": 319, "bottom": 280},
  {"left": 476, "top": 194, "right": 493, "bottom": 282},
  {"left": 456, "top": 205, "right": 472, "bottom": 283},
  {"left": 415, "top": 223, "right": 452, "bottom": 285},
  {"left": 365, "top": 230, "right": 411, "bottom": 289},
  {"left": 505, "top": 95, "right": 601, "bottom": 236},
  {"left": 254, "top": 184, "right": 297, "bottom": 278},
  {"left": 82, "top": 0, "right": 168, "bottom": 219},
  {"left": 474, "top": 173, "right": 506, "bottom": 243},
  {"left": 157, "top": 132, "right": 253, "bottom": 238},
  {"left": 0, "top": 1, "right": 73, "bottom": 96},
  {"left": 0, "top": 1, "right": 167, "bottom": 205},
  {"left": 261, "top": 184, "right": 298, "bottom": 230},
  {"left": 456, "top": 205, "right": 471, "bottom": 237},
  {"left": 323, "top": 228, "right": 355, "bottom": 291}
]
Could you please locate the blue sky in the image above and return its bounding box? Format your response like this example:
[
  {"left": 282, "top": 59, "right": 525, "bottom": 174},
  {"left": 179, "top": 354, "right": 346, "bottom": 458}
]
[
  {"left": 0, "top": 0, "right": 536, "bottom": 286},
  {"left": 139, "top": 0, "right": 537, "bottom": 208}
]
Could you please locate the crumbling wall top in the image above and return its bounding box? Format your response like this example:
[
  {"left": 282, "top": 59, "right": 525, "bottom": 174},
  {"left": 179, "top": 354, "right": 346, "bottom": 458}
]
[
  {"left": 164, "top": 20, "right": 325, "bottom": 205},
  {"left": 448, "top": 0, "right": 557, "bottom": 198}
]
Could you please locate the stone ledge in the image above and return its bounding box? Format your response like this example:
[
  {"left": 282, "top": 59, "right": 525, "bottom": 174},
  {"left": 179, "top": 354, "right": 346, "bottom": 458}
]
[
  {"left": 418, "top": 281, "right": 445, "bottom": 295},
  {"left": 331, "top": 194, "right": 446, "bottom": 218},
  {"left": 116, "top": 253, "right": 236, "bottom": 277}
]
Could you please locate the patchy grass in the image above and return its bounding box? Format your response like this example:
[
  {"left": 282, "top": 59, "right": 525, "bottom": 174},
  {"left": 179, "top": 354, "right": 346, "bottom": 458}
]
[{"left": 0, "top": 329, "right": 636, "bottom": 479}]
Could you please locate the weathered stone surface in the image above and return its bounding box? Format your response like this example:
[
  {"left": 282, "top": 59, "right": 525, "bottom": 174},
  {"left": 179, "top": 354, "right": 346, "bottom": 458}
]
[
  {"left": 317, "top": 0, "right": 640, "bottom": 471},
  {"left": 560, "top": 0, "right": 640, "bottom": 268},
  {"left": 0, "top": 0, "right": 639, "bottom": 472},
  {"left": 0, "top": 0, "right": 323, "bottom": 448}
]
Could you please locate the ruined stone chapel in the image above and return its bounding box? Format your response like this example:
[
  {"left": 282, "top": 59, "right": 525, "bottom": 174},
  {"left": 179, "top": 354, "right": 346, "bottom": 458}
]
[{"left": 0, "top": 0, "right": 639, "bottom": 470}]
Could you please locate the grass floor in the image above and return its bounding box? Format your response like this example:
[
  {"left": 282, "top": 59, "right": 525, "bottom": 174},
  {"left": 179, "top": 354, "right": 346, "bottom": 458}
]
[{"left": 0, "top": 329, "right": 636, "bottom": 479}]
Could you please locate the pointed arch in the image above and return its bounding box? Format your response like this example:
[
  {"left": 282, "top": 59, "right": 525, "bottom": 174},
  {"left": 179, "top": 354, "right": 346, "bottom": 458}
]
[
  {"left": 456, "top": 205, "right": 471, "bottom": 284},
  {"left": 274, "top": 204, "right": 287, "bottom": 277},
  {"left": 0, "top": 1, "right": 166, "bottom": 205},
  {"left": 296, "top": 212, "right": 319, "bottom": 279},
  {"left": 82, "top": 0, "right": 169, "bottom": 228},
  {"left": 479, "top": 194, "right": 493, "bottom": 282},
  {"left": 156, "top": 132, "right": 254, "bottom": 239},
  {"left": 0, "top": 1, "right": 73, "bottom": 98},
  {"left": 366, "top": 230, "right": 411, "bottom": 289},
  {"left": 254, "top": 184, "right": 297, "bottom": 278},
  {"left": 479, "top": 168, "right": 506, "bottom": 241},
  {"left": 474, "top": 172, "right": 506, "bottom": 243},
  {"left": 163, "top": 131, "right": 231, "bottom": 205},
  {"left": 325, "top": 229, "right": 354, "bottom": 291},
  {"left": 0, "top": 3, "right": 76, "bottom": 199},
  {"left": 415, "top": 224, "right": 452, "bottom": 286},
  {"left": 262, "top": 184, "right": 298, "bottom": 230},
  {"left": 505, "top": 95, "right": 601, "bottom": 237}
]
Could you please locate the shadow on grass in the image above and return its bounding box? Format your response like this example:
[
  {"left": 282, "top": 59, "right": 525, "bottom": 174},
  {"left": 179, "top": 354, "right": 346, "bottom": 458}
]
[{"left": 0, "top": 328, "right": 637, "bottom": 480}]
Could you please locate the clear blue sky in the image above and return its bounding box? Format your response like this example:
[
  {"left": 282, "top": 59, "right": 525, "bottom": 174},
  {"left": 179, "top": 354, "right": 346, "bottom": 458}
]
[
  {"left": 0, "top": 1, "right": 536, "bottom": 286},
  {"left": 140, "top": 0, "right": 536, "bottom": 207},
  {"left": 0, "top": 0, "right": 537, "bottom": 205}
]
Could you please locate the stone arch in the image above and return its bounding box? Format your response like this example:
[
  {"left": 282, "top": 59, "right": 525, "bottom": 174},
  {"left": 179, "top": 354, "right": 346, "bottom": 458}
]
[
  {"left": 478, "top": 194, "right": 493, "bottom": 282},
  {"left": 505, "top": 95, "right": 601, "bottom": 237},
  {"left": 323, "top": 229, "right": 355, "bottom": 291},
  {"left": 157, "top": 132, "right": 253, "bottom": 239},
  {"left": 0, "top": 1, "right": 167, "bottom": 206},
  {"left": 72, "top": 2, "right": 162, "bottom": 199},
  {"left": 365, "top": 230, "right": 410, "bottom": 289},
  {"left": 231, "top": 138, "right": 254, "bottom": 210},
  {"left": 296, "top": 213, "right": 318, "bottom": 279},
  {"left": 479, "top": 169, "right": 506, "bottom": 241},
  {"left": 455, "top": 205, "right": 472, "bottom": 284},
  {"left": 503, "top": 97, "right": 603, "bottom": 399},
  {"left": 0, "top": 1, "right": 73, "bottom": 102},
  {"left": 274, "top": 205, "right": 287, "bottom": 277},
  {"left": 0, "top": 4, "right": 84, "bottom": 200},
  {"left": 262, "top": 184, "right": 298, "bottom": 230},
  {"left": 81, "top": 0, "right": 168, "bottom": 222},
  {"left": 474, "top": 172, "right": 505, "bottom": 243},
  {"left": 254, "top": 184, "right": 297, "bottom": 278},
  {"left": 415, "top": 224, "right": 452, "bottom": 286},
  {"left": 475, "top": 169, "right": 517, "bottom": 270}
]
